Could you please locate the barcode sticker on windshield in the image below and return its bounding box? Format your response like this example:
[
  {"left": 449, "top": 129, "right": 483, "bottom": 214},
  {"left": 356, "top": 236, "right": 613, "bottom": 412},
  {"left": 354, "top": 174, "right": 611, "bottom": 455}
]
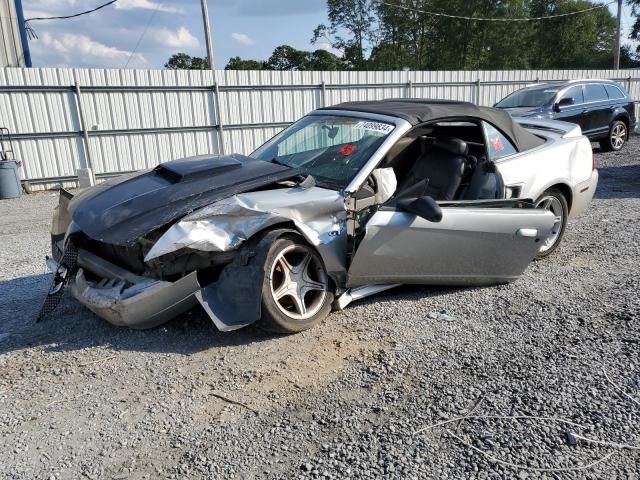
[{"left": 354, "top": 121, "right": 394, "bottom": 134}]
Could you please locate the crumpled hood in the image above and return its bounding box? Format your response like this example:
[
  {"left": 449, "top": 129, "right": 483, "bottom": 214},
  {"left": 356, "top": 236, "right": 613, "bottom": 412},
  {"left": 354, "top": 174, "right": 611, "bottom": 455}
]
[
  {"left": 68, "top": 154, "right": 298, "bottom": 246},
  {"left": 144, "top": 186, "right": 347, "bottom": 261}
]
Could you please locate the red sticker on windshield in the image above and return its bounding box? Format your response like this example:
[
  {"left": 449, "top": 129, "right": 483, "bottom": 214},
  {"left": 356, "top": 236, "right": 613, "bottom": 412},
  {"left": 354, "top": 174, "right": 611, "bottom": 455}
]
[
  {"left": 338, "top": 144, "right": 357, "bottom": 156},
  {"left": 491, "top": 136, "right": 504, "bottom": 152}
]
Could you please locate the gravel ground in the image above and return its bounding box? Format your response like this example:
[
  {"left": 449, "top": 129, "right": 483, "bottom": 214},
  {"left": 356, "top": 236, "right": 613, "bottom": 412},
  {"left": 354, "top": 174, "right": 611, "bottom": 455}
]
[{"left": 1, "top": 137, "right": 639, "bottom": 480}]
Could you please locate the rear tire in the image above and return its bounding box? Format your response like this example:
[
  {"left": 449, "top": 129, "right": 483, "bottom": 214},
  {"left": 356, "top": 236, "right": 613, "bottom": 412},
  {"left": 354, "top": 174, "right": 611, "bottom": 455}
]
[
  {"left": 259, "top": 236, "right": 333, "bottom": 333},
  {"left": 599, "top": 120, "right": 627, "bottom": 152},
  {"left": 534, "top": 188, "right": 568, "bottom": 259}
]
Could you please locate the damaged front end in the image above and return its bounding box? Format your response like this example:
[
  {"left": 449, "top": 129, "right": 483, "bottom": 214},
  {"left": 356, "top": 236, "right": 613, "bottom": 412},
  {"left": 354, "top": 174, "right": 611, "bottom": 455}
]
[
  {"left": 42, "top": 173, "right": 348, "bottom": 331},
  {"left": 71, "top": 250, "right": 200, "bottom": 329},
  {"left": 44, "top": 189, "right": 203, "bottom": 328}
]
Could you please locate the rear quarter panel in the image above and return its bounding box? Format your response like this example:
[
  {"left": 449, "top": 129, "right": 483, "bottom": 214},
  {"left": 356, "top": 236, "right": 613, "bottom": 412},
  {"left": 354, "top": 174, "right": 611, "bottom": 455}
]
[{"left": 496, "top": 132, "right": 594, "bottom": 219}]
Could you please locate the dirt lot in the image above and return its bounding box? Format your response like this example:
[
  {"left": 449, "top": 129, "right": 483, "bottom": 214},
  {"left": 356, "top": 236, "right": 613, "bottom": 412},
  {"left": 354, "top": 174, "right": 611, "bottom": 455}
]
[{"left": 1, "top": 137, "right": 639, "bottom": 479}]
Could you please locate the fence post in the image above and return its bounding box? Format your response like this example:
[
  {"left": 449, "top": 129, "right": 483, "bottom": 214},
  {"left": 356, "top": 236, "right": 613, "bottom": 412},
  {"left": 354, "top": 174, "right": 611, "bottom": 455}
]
[
  {"left": 407, "top": 79, "right": 412, "bottom": 98},
  {"left": 73, "top": 83, "right": 95, "bottom": 187},
  {"left": 629, "top": 76, "right": 632, "bottom": 94},
  {"left": 321, "top": 80, "right": 327, "bottom": 107},
  {"left": 213, "top": 82, "right": 225, "bottom": 156},
  {"left": 476, "top": 78, "right": 481, "bottom": 105}
]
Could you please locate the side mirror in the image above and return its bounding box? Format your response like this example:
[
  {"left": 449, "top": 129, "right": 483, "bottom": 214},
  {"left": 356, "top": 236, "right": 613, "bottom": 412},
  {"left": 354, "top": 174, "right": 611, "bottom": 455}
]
[
  {"left": 371, "top": 167, "right": 397, "bottom": 204},
  {"left": 554, "top": 97, "right": 574, "bottom": 112},
  {"left": 397, "top": 196, "right": 442, "bottom": 222}
]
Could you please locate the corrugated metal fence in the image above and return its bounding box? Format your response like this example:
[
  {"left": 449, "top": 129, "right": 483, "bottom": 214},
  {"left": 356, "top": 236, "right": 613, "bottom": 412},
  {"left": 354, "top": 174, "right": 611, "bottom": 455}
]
[{"left": 0, "top": 67, "right": 638, "bottom": 190}]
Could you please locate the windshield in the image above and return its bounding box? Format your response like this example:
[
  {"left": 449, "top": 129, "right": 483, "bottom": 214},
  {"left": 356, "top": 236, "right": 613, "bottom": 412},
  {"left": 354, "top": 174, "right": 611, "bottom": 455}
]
[
  {"left": 251, "top": 115, "right": 394, "bottom": 189},
  {"left": 496, "top": 87, "right": 560, "bottom": 108}
]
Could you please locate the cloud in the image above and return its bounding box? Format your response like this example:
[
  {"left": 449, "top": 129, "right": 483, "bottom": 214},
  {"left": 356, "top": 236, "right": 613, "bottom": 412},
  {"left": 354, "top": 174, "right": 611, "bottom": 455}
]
[
  {"left": 38, "top": 32, "right": 146, "bottom": 67},
  {"left": 114, "top": 0, "right": 181, "bottom": 13},
  {"left": 25, "top": 0, "right": 180, "bottom": 17},
  {"left": 152, "top": 27, "right": 199, "bottom": 49},
  {"left": 231, "top": 32, "right": 255, "bottom": 46}
]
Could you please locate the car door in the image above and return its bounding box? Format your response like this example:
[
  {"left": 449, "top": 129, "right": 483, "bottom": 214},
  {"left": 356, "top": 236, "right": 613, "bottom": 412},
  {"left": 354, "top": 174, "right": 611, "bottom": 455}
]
[
  {"left": 347, "top": 199, "right": 555, "bottom": 287},
  {"left": 582, "top": 84, "right": 611, "bottom": 137},
  {"left": 554, "top": 85, "right": 587, "bottom": 131}
]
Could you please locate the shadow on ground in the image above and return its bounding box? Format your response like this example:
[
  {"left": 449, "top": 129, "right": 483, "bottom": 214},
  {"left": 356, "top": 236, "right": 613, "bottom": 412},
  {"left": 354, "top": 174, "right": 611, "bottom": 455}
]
[
  {"left": 594, "top": 164, "right": 640, "bottom": 200},
  {"left": 0, "top": 273, "right": 468, "bottom": 358},
  {"left": 0, "top": 273, "right": 280, "bottom": 357}
]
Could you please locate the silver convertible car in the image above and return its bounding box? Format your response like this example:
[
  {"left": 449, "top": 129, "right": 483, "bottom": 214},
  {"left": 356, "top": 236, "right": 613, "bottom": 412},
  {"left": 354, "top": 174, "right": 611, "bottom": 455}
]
[{"left": 43, "top": 100, "right": 598, "bottom": 333}]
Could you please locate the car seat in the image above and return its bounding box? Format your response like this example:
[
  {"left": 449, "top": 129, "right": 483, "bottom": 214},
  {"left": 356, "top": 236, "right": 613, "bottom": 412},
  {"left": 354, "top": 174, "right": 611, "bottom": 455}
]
[{"left": 397, "top": 137, "right": 468, "bottom": 201}]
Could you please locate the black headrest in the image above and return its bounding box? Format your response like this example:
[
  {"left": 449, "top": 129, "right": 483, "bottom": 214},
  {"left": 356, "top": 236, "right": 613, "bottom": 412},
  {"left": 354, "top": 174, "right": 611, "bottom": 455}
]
[
  {"left": 382, "top": 135, "right": 422, "bottom": 166},
  {"left": 432, "top": 137, "right": 468, "bottom": 156}
]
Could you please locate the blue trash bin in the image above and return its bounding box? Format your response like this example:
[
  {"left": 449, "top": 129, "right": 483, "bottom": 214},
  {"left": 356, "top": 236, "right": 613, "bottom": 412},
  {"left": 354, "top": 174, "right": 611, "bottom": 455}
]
[{"left": 0, "top": 160, "right": 22, "bottom": 199}]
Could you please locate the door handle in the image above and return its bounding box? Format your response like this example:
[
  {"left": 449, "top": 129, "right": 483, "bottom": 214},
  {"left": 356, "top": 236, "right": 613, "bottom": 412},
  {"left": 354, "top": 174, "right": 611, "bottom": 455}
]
[
  {"left": 581, "top": 110, "right": 589, "bottom": 115},
  {"left": 516, "top": 228, "right": 538, "bottom": 238}
]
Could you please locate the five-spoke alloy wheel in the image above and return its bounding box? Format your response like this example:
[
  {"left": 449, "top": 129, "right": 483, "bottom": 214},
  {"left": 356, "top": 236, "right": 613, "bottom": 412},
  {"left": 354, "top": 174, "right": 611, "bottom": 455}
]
[
  {"left": 260, "top": 236, "right": 333, "bottom": 333},
  {"left": 534, "top": 188, "right": 568, "bottom": 259}
]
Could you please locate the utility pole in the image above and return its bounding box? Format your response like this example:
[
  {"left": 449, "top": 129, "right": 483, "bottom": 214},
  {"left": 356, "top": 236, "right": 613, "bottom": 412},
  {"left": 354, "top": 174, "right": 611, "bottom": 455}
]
[
  {"left": 200, "top": 0, "right": 216, "bottom": 71},
  {"left": 613, "top": 0, "right": 622, "bottom": 69}
]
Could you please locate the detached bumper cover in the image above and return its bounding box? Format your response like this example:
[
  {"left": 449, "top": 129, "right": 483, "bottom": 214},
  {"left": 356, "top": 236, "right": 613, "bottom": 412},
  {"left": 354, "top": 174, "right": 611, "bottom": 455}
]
[
  {"left": 66, "top": 248, "right": 201, "bottom": 329},
  {"left": 71, "top": 269, "right": 200, "bottom": 329},
  {"left": 64, "top": 245, "right": 268, "bottom": 331}
]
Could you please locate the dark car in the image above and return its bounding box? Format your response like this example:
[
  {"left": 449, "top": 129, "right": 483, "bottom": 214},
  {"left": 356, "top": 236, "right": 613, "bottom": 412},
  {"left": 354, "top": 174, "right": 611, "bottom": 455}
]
[{"left": 495, "top": 79, "right": 636, "bottom": 151}]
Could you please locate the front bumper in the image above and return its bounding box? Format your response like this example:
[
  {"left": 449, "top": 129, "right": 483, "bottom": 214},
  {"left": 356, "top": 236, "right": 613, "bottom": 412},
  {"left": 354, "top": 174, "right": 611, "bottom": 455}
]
[{"left": 54, "top": 248, "right": 200, "bottom": 329}]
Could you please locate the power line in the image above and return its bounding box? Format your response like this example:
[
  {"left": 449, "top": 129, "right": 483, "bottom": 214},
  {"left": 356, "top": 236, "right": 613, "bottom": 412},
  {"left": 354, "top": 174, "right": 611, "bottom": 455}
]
[
  {"left": 24, "top": 0, "right": 118, "bottom": 40},
  {"left": 379, "top": 0, "right": 616, "bottom": 22},
  {"left": 25, "top": 0, "right": 118, "bottom": 22},
  {"left": 123, "top": 1, "right": 164, "bottom": 68}
]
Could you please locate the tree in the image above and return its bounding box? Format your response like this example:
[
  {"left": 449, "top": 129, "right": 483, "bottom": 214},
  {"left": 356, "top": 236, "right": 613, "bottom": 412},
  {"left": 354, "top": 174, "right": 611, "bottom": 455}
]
[
  {"left": 312, "top": 0, "right": 377, "bottom": 69},
  {"left": 307, "top": 49, "right": 345, "bottom": 70},
  {"left": 218, "top": 1, "right": 625, "bottom": 72},
  {"left": 350, "top": 0, "right": 619, "bottom": 70},
  {"left": 224, "top": 46, "right": 345, "bottom": 71},
  {"left": 627, "top": 0, "right": 640, "bottom": 58},
  {"left": 265, "top": 45, "right": 310, "bottom": 70},
  {"left": 620, "top": 45, "right": 640, "bottom": 68},
  {"left": 225, "top": 56, "right": 267, "bottom": 70},
  {"left": 527, "top": 0, "right": 615, "bottom": 69},
  {"left": 164, "top": 53, "right": 209, "bottom": 70}
]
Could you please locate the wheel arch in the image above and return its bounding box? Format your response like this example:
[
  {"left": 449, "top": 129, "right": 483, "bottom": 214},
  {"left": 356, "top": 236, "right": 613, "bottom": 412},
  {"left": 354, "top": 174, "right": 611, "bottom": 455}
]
[
  {"left": 612, "top": 111, "right": 630, "bottom": 128},
  {"left": 247, "top": 221, "right": 311, "bottom": 248},
  {"left": 535, "top": 182, "right": 573, "bottom": 214},
  {"left": 548, "top": 183, "right": 573, "bottom": 213},
  {"left": 245, "top": 221, "right": 344, "bottom": 291}
]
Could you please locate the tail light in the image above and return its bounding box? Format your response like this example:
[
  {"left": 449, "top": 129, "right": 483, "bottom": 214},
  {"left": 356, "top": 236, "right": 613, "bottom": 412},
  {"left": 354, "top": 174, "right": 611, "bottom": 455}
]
[{"left": 592, "top": 150, "right": 595, "bottom": 171}]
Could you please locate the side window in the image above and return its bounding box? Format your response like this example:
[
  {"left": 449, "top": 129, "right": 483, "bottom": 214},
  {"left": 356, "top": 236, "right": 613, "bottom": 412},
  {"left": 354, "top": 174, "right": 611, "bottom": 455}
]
[
  {"left": 584, "top": 84, "right": 608, "bottom": 103},
  {"left": 604, "top": 84, "right": 625, "bottom": 100},
  {"left": 483, "top": 122, "right": 517, "bottom": 160},
  {"left": 560, "top": 85, "right": 584, "bottom": 105}
]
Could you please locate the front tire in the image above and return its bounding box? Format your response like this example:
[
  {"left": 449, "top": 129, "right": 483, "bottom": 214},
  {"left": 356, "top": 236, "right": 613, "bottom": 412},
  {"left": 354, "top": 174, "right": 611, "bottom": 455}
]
[
  {"left": 600, "top": 120, "right": 627, "bottom": 152},
  {"left": 259, "top": 236, "right": 333, "bottom": 333},
  {"left": 534, "top": 188, "right": 568, "bottom": 259}
]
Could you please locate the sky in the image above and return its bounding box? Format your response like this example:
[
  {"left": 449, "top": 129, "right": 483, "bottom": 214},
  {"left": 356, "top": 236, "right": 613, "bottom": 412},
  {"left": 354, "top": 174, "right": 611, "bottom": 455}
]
[
  {"left": 22, "top": 0, "right": 331, "bottom": 69},
  {"left": 20, "top": 0, "right": 634, "bottom": 70}
]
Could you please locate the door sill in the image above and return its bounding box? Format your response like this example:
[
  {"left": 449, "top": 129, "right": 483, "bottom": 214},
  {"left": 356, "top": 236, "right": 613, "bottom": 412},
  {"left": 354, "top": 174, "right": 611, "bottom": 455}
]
[{"left": 334, "top": 284, "right": 400, "bottom": 310}]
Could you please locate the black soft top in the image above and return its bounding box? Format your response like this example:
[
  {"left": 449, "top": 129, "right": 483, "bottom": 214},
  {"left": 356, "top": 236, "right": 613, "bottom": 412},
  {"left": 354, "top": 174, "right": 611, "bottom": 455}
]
[{"left": 321, "top": 99, "right": 545, "bottom": 152}]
